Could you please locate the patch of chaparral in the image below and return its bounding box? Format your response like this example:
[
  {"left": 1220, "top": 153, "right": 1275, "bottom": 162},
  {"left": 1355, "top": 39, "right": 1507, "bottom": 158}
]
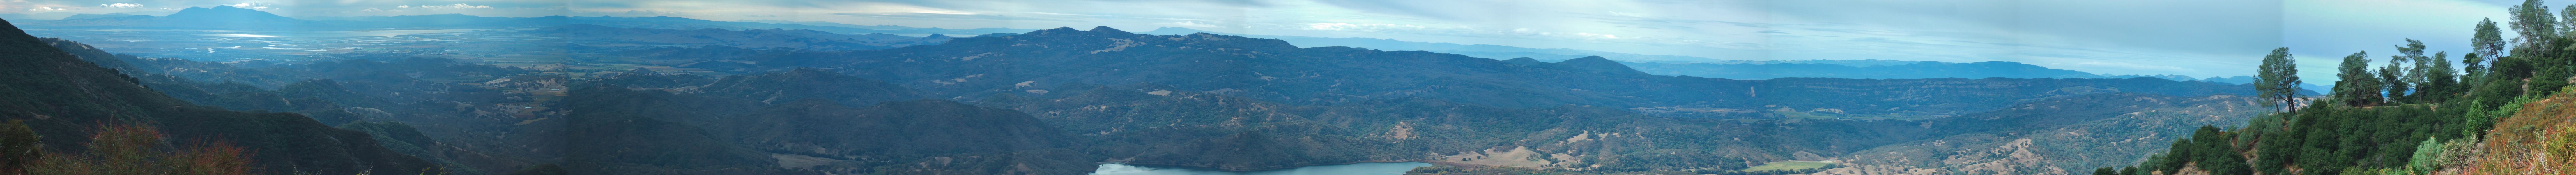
[{"left": 1439, "top": 146, "right": 1552, "bottom": 168}]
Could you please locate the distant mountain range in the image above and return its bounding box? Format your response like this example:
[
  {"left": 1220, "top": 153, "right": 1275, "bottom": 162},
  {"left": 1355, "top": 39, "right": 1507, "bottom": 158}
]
[
  {"left": 22, "top": 6, "right": 326, "bottom": 31},
  {"left": 15, "top": 6, "right": 1033, "bottom": 35},
  {"left": 58, "top": 13, "right": 144, "bottom": 20},
  {"left": 0, "top": 12, "right": 83, "bottom": 21},
  {"left": 728, "top": 19, "right": 1036, "bottom": 34},
  {"left": 1137, "top": 27, "right": 1728, "bottom": 63},
  {"left": 527, "top": 24, "right": 960, "bottom": 50},
  {"left": 1131, "top": 27, "right": 2331, "bottom": 91},
  {"left": 10, "top": 8, "right": 2324, "bottom": 93}
]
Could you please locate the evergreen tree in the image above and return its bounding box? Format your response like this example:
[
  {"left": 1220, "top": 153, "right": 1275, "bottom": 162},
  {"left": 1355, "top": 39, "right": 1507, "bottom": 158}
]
[
  {"left": 2255, "top": 48, "right": 2303, "bottom": 111},
  {"left": 2401, "top": 39, "right": 2434, "bottom": 103},
  {"left": 2383, "top": 51, "right": 2413, "bottom": 103},
  {"left": 2469, "top": 18, "right": 2504, "bottom": 79},
  {"left": 2338, "top": 51, "right": 2385, "bottom": 106},
  {"left": 2510, "top": 0, "right": 2557, "bottom": 53},
  {"left": 2425, "top": 52, "right": 2459, "bottom": 103},
  {"left": 2406, "top": 138, "right": 2442, "bottom": 175}
]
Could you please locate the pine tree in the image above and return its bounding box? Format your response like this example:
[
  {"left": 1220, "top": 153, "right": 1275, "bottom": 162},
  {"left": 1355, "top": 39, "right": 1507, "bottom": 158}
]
[
  {"left": 2510, "top": 0, "right": 2558, "bottom": 54},
  {"left": 2401, "top": 39, "right": 2435, "bottom": 102},
  {"left": 2426, "top": 52, "right": 2459, "bottom": 103},
  {"left": 2383, "top": 52, "right": 2413, "bottom": 103},
  {"left": 2470, "top": 18, "right": 2504, "bottom": 79},
  {"left": 2338, "top": 51, "right": 2384, "bottom": 106},
  {"left": 2255, "top": 48, "right": 2303, "bottom": 111}
]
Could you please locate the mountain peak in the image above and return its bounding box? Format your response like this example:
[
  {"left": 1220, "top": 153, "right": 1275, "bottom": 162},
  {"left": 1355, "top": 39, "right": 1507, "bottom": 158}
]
[
  {"left": 1147, "top": 27, "right": 1219, "bottom": 35},
  {"left": 168, "top": 5, "right": 290, "bottom": 20},
  {"left": 1557, "top": 56, "right": 1649, "bottom": 75},
  {"left": 1502, "top": 57, "right": 1546, "bottom": 65},
  {"left": 1564, "top": 56, "right": 1612, "bottom": 62},
  {"left": 1028, "top": 27, "right": 1084, "bottom": 36},
  {"left": 1089, "top": 26, "right": 1131, "bottom": 35}
]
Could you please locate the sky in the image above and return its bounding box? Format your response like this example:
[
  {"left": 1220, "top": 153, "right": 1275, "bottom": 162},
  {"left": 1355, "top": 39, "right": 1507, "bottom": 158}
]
[{"left": 0, "top": 0, "right": 2551, "bottom": 81}]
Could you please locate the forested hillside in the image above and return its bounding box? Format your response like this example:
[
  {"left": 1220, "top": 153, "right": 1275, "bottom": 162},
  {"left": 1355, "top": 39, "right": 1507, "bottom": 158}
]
[
  {"left": 1817, "top": 94, "right": 2271, "bottom": 174},
  {"left": 2056, "top": 1, "right": 2576, "bottom": 175},
  {"left": 0, "top": 18, "right": 442, "bottom": 175}
]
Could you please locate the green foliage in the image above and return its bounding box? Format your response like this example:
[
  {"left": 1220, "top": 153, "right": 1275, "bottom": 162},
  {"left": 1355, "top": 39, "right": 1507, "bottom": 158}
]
[
  {"left": 2258, "top": 47, "right": 2304, "bottom": 111},
  {"left": 2510, "top": 0, "right": 2558, "bottom": 48},
  {"left": 2469, "top": 18, "right": 2504, "bottom": 79},
  {"left": 2421, "top": 52, "right": 2460, "bottom": 103},
  {"left": 2338, "top": 51, "right": 2386, "bottom": 106},
  {"left": 2093, "top": 32, "right": 2561, "bottom": 175},
  {"left": 2384, "top": 44, "right": 2416, "bottom": 103},
  {"left": 2147, "top": 126, "right": 2249, "bottom": 175},
  {"left": 2405, "top": 138, "right": 2441, "bottom": 174},
  {"left": 2095, "top": 29, "right": 2567, "bottom": 174}
]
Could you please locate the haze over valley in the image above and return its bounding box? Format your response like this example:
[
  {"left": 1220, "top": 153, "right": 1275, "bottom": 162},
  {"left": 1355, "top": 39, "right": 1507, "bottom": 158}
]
[{"left": 0, "top": 1, "right": 2558, "bottom": 175}]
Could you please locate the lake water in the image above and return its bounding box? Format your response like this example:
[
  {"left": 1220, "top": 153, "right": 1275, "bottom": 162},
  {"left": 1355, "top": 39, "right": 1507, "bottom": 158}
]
[{"left": 1090, "top": 162, "right": 1431, "bottom": 175}]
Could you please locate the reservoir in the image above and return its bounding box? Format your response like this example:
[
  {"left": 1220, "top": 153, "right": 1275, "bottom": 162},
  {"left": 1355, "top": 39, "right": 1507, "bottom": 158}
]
[{"left": 1090, "top": 162, "right": 1432, "bottom": 175}]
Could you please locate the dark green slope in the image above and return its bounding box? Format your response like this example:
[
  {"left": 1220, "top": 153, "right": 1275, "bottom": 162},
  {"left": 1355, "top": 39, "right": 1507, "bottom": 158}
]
[
  {"left": 552, "top": 85, "right": 810, "bottom": 175},
  {"left": 709, "top": 99, "right": 1092, "bottom": 175},
  {"left": 690, "top": 68, "right": 929, "bottom": 105},
  {"left": 555, "top": 70, "right": 1091, "bottom": 175},
  {"left": 982, "top": 81, "right": 2270, "bottom": 172},
  {"left": 0, "top": 18, "right": 440, "bottom": 175},
  {"left": 583, "top": 68, "right": 712, "bottom": 89}
]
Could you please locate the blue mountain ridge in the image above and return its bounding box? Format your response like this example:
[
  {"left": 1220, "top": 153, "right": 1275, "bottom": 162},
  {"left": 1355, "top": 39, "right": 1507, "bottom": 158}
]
[{"left": 11, "top": 9, "right": 2320, "bottom": 91}]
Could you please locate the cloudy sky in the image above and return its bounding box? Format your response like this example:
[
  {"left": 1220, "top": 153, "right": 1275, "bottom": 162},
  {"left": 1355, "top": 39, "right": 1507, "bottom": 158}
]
[{"left": 0, "top": 0, "right": 2549, "bottom": 80}]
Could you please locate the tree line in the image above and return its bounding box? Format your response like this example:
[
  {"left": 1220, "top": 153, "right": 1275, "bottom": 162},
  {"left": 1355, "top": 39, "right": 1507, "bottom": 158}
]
[{"left": 2094, "top": 0, "right": 2576, "bottom": 175}]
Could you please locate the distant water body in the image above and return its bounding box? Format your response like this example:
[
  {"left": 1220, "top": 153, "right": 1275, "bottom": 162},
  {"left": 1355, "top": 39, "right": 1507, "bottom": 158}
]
[{"left": 1090, "top": 162, "right": 1430, "bottom": 175}]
